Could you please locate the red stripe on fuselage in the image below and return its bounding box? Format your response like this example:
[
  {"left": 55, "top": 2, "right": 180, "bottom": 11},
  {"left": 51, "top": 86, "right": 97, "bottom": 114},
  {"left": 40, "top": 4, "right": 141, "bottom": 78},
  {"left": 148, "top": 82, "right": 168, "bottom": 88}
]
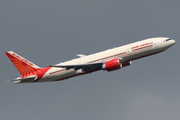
[{"left": 128, "top": 50, "right": 165, "bottom": 61}]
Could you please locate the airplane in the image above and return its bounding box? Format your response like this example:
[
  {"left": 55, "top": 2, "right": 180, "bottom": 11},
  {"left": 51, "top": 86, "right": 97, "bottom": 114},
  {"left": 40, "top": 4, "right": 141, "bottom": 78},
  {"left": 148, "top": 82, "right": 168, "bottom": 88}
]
[{"left": 6, "top": 37, "right": 175, "bottom": 84}]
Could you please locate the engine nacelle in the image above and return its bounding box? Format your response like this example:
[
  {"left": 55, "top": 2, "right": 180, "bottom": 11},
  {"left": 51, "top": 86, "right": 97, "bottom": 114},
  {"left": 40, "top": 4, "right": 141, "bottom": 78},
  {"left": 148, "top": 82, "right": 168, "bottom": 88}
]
[
  {"left": 122, "top": 61, "right": 131, "bottom": 67},
  {"left": 102, "top": 58, "right": 122, "bottom": 72}
]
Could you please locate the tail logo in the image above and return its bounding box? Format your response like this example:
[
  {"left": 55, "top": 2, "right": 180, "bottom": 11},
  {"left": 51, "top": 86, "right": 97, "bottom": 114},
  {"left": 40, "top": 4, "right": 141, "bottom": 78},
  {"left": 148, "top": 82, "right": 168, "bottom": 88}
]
[{"left": 6, "top": 51, "right": 40, "bottom": 76}]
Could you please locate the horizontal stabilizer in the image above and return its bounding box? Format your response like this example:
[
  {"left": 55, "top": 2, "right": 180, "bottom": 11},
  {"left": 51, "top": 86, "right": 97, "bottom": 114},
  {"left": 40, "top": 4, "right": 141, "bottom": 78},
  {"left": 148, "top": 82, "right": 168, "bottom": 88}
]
[{"left": 6, "top": 75, "right": 37, "bottom": 83}]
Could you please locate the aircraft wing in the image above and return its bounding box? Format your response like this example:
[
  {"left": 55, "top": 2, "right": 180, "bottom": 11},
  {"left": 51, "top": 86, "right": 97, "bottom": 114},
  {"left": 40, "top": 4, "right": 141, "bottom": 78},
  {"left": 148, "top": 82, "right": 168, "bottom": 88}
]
[{"left": 49, "top": 62, "right": 103, "bottom": 72}]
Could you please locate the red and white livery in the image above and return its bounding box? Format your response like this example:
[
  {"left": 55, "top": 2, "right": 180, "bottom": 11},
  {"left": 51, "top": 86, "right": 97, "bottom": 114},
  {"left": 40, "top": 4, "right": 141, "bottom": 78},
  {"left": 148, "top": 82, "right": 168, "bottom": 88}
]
[{"left": 6, "top": 37, "right": 175, "bottom": 83}]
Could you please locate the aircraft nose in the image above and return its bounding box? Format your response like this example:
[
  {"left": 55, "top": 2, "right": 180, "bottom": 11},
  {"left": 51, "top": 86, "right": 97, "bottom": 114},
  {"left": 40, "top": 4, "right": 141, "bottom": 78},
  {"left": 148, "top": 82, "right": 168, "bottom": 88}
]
[{"left": 171, "top": 40, "right": 176, "bottom": 45}]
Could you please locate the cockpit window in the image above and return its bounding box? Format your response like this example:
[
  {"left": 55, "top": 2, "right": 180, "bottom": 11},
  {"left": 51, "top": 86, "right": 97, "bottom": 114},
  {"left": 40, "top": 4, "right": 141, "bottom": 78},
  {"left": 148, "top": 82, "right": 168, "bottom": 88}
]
[{"left": 166, "top": 38, "right": 171, "bottom": 41}]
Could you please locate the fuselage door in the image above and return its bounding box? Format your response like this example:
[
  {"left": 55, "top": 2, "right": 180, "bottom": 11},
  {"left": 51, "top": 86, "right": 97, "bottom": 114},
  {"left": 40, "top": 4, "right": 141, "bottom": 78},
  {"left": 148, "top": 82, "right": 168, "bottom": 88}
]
[
  {"left": 154, "top": 41, "right": 159, "bottom": 48},
  {"left": 127, "top": 47, "right": 132, "bottom": 55}
]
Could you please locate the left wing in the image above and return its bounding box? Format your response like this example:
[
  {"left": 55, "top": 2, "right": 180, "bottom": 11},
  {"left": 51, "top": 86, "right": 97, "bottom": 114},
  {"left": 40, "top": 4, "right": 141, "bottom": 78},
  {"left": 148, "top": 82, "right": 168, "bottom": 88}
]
[{"left": 49, "top": 62, "right": 103, "bottom": 72}]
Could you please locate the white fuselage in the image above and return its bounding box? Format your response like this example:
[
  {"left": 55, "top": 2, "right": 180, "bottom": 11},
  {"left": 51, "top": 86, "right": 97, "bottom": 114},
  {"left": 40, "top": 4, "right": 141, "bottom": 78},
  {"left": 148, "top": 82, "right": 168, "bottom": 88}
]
[{"left": 31, "top": 37, "right": 175, "bottom": 83}]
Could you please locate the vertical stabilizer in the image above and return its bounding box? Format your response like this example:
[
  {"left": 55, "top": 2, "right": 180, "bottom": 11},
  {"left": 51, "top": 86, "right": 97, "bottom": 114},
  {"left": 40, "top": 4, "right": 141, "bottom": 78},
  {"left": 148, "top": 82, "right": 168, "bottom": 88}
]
[{"left": 5, "top": 51, "right": 41, "bottom": 76}]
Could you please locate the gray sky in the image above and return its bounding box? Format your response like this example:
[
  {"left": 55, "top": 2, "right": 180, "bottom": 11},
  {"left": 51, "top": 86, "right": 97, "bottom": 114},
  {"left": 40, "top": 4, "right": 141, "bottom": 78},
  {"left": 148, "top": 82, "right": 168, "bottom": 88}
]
[{"left": 0, "top": 0, "right": 180, "bottom": 120}]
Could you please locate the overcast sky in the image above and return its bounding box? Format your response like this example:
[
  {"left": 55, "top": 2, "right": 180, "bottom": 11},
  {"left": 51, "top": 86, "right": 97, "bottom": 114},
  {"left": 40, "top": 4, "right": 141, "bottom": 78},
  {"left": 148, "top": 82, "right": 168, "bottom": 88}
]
[{"left": 0, "top": 0, "right": 180, "bottom": 120}]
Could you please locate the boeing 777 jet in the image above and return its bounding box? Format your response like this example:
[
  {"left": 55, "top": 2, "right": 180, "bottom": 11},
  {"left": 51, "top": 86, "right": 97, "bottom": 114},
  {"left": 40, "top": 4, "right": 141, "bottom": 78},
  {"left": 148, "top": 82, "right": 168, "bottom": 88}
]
[{"left": 6, "top": 37, "right": 175, "bottom": 83}]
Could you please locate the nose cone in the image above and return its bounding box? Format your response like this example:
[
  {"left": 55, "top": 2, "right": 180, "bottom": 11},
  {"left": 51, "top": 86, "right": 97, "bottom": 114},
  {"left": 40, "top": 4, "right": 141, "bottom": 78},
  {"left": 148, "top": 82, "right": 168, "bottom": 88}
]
[
  {"left": 172, "top": 40, "right": 176, "bottom": 45},
  {"left": 169, "top": 39, "right": 176, "bottom": 47},
  {"left": 165, "top": 39, "right": 176, "bottom": 49}
]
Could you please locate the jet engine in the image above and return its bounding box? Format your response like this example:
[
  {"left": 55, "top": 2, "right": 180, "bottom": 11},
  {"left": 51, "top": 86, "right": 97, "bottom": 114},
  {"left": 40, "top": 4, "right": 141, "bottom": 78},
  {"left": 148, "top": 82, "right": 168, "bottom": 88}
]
[
  {"left": 122, "top": 61, "right": 131, "bottom": 67},
  {"left": 102, "top": 59, "right": 132, "bottom": 72},
  {"left": 102, "top": 58, "right": 122, "bottom": 72}
]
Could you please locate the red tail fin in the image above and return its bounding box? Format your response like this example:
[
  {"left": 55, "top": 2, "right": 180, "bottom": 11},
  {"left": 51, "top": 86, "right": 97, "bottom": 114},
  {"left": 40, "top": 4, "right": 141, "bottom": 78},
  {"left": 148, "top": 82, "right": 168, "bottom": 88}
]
[{"left": 5, "top": 51, "right": 41, "bottom": 76}]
